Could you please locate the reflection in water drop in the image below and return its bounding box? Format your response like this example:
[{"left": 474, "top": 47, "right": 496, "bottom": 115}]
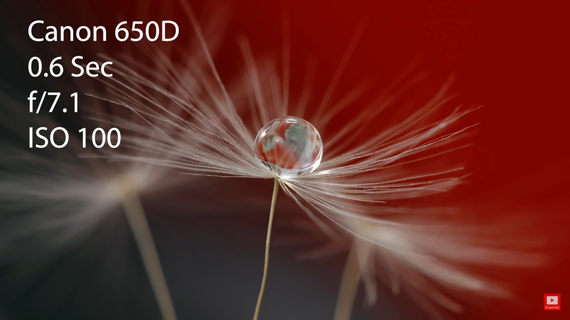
[{"left": 254, "top": 117, "right": 323, "bottom": 178}]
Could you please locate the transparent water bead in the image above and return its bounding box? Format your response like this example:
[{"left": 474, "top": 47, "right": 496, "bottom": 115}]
[{"left": 254, "top": 117, "right": 323, "bottom": 178}]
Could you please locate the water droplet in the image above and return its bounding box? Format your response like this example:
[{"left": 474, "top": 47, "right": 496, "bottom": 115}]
[{"left": 254, "top": 117, "right": 323, "bottom": 178}]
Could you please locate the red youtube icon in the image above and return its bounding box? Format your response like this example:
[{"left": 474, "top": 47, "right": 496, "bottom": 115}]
[{"left": 544, "top": 294, "right": 561, "bottom": 310}]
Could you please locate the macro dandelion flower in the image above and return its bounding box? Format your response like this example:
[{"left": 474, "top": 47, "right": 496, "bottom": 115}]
[
  {"left": 84, "top": 2, "right": 541, "bottom": 319},
  {"left": 0, "top": 88, "right": 181, "bottom": 320}
]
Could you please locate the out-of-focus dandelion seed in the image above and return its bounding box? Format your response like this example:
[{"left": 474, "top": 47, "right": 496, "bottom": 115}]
[
  {"left": 0, "top": 6, "right": 233, "bottom": 317},
  {"left": 332, "top": 219, "right": 541, "bottom": 320},
  {"left": 92, "top": 2, "right": 541, "bottom": 319},
  {"left": 280, "top": 204, "right": 543, "bottom": 320},
  {"left": 0, "top": 90, "right": 178, "bottom": 320}
]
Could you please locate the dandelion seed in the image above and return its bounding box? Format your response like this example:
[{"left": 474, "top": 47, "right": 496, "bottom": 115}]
[
  {"left": 251, "top": 116, "right": 323, "bottom": 319},
  {"left": 91, "top": 3, "right": 540, "bottom": 319},
  {"left": 100, "top": 36, "right": 473, "bottom": 320}
]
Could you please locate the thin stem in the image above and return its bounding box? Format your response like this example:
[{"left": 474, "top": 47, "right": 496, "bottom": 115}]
[
  {"left": 334, "top": 241, "right": 361, "bottom": 320},
  {"left": 253, "top": 177, "right": 280, "bottom": 320},
  {"left": 121, "top": 188, "right": 177, "bottom": 320}
]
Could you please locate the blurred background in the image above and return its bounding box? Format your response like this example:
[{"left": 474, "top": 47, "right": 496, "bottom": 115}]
[{"left": 0, "top": 0, "right": 569, "bottom": 319}]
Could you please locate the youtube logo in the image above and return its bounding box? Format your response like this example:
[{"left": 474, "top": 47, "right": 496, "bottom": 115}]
[{"left": 544, "top": 294, "right": 561, "bottom": 310}]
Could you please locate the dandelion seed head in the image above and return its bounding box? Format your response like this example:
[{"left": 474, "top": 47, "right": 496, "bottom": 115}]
[{"left": 254, "top": 116, "right": 323, "bottom": 178}]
